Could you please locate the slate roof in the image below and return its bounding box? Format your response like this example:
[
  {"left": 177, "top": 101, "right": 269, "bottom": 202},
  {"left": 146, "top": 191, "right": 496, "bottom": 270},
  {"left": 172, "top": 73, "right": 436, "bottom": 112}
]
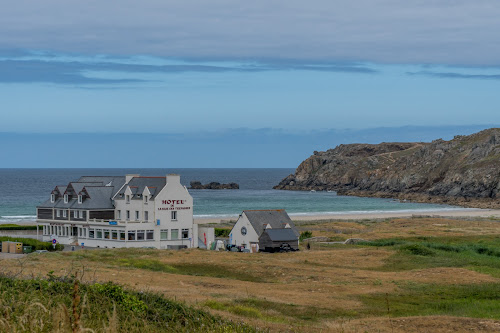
[
  {"left": 76, "top": 186, "right": 116, "bottom": 209},
  {"left": 114, "top": 177, "right": 166, "bottom": 200},
  {"left": 243, "top": 210, "right": 299, "bottom": 237},
  {"left": 77, "top": 176, "right": 126, "bottom": 188},
  {"left": 261, "top": 228, "right": 298, "bottom": 242}
]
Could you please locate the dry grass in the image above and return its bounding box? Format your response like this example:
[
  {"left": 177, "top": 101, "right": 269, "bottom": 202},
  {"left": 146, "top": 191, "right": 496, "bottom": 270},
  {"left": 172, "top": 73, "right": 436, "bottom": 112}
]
[{"left": 2, "top": 217, "right": 500, "bottom": 332}]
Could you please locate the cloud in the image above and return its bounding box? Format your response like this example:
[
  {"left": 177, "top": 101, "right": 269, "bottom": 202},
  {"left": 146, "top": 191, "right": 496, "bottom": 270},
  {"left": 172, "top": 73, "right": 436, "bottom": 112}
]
[
  {"left": 0, "top": 53, "right": 377, "bottom": 85},
  {"left": 1, "top": 1, "right": 500, "bottom": 65},
  {"left": 408, "top": 71, "right": 500, "bottom": 80}
]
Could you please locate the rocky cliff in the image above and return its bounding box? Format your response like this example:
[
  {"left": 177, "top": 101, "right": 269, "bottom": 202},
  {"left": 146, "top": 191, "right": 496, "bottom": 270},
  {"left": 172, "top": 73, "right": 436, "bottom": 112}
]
[{"left": 274, "top": 128, "right": 500, "bottom": 208}]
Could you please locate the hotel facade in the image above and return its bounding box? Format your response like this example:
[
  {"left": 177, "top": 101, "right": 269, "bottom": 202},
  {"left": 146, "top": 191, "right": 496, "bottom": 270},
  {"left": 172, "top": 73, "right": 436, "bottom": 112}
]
[{"left": 36, "top": 174, "right": 198, "bottom": 249}]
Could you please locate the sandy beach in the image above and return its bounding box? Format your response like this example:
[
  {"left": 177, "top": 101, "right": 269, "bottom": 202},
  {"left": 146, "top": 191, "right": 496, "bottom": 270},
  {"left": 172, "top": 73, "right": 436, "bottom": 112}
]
[{"left": 195, "top": 208, "right": 500, "bottom": 224}]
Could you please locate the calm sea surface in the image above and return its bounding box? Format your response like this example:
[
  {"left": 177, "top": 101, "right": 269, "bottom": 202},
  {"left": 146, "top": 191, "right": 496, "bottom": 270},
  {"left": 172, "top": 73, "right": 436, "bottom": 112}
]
[{"left": 0, "top": 168, "right": 466, "bottom": 223}]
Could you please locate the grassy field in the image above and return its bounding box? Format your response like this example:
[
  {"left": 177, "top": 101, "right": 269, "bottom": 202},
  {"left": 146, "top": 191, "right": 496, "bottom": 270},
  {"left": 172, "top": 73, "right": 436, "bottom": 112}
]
[{"left": 2, "top": 216, "right": 500, "bottom": 332}]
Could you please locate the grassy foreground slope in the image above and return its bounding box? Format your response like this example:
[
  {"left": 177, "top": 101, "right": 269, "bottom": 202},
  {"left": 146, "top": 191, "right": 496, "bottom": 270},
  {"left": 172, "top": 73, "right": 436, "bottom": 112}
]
[{"left": 0, "top": 275, "right": 255, "bottom": 332}]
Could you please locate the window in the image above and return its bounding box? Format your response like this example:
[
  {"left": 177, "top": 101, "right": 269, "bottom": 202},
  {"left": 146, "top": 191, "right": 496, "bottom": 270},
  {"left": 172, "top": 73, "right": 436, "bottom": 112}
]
[
  {"left": 137, "top": 230, "right": 145, "bottom": 240},
  {"left": 104, "top": 230, "right": 110, "bottom": 239},
  {"left": 160, "top": 229, "right": 168, "bottom": 240},
  {"left": 144, "top": 195, "right": 148, "bottom": 203},
  {"left": 112, "top": 230, "right": 118, "bottom": 240},
  {"left": 120, "top": 231, "right": 126, "bottom": 240},
  {"left": 64, "top": 194, "right": 68, "bottom": 203},
  {"left": 135, "top": 211, "right": 139, "bottom": 221},
  {"left": 83, "top": 228, "right": 86, "bottom": 238},
  {"left": 126, "top": 210, "right": 130, "bottom": 220},
  {"left": 128, "top": 230, "right": 136, "bottom": 241},
  {"left": 171, "top": 229, "right": 179, "bottom": 240},
  {"left": 117, "top": 210, "right": 121, "bottom": 219},
  {"left": 144, "top": 211, "right": 149, "bottom": 221},
  {"left": 96, "top": 229, "right": 103, "bottom": 239},
  {"left": 171, "top": 211, "right": 177, "bottom": 221},
  {"left": 146, "top": 230, "right": 154, "bottom": 240},
  {"left": 89, "top": 229, "right": 95, "bottom": 238},
  {"left": 126, "top": 195, "right": 130, "bottom": 203},
  {"left": 79, "top": 210, "right": 84, "bottom": 219},
  {"left": 50, "top": 194, "right": 55, "bottom": 203},
  {"left": 182, "top": 229, "right": 189, "bottom": 239},
  {"left": 62, "top": 210, "right": 67, "bottom": 218},
  {"left": 73, "top": 210, "right": 78, "bottom": 219},
  {"left": 78, "top": 195, "right": 82, "bottom": 204},
  {"left": 56, "top": 210, "right": 60, "bottom": 217}
]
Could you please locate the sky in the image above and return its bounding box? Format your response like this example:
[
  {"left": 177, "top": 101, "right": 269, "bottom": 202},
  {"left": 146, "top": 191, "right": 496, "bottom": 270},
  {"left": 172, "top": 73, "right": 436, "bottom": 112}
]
[{"left": 0, "top": 1, "right": 499, "bottom": 167}]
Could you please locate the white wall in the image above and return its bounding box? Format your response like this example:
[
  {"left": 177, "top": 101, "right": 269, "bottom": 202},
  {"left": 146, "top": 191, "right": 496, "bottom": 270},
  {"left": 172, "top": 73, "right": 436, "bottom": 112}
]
[{"left": 229, "top": 213, "right": 259, "bottom": 249}]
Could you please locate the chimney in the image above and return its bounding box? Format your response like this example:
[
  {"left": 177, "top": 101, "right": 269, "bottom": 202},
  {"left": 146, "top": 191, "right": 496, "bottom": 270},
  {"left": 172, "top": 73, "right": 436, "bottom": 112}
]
[
  {"left": 126, "top": 174, "right": 140, "bottom": 183},
  {"left": 166, "top": 174, "right": 181, "bottom": 185}
]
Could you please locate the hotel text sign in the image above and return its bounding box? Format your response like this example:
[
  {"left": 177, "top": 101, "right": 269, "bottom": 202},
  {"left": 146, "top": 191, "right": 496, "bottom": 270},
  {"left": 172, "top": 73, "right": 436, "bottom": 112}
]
[{"left": 158, "top": 199, "right": 191, "bottom": 211}]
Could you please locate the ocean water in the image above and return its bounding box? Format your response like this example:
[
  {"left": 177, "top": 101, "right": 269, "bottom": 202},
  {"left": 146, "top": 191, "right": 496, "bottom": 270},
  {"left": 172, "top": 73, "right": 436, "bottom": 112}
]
[{"left": 0, "top": 168, "right": 466, "bottom": 223}]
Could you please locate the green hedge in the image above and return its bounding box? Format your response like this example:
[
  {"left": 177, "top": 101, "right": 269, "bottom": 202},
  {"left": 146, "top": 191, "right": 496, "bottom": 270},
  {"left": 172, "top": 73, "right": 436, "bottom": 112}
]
[
  {"left": 0, "top": 224, "right": 38, "bottom": 231},
  {"left": 0, "top": 236, "right": 64, "bottom": 251},
  {"left": 215, "top": 228, "right": 231, "bottom": 238}
]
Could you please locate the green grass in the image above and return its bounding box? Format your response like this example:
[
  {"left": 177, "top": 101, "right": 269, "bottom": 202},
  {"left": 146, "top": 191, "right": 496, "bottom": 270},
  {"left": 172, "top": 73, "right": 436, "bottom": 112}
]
[
  {"left": 358, "top": 236, "right": 500, "bottom": 277},
  {"left": 0, "top": 224, "right": 37, "bottom": 230},
  {"left": 0, "top": 274, "right": 256, "bottom": 332},
  {"left": 63, "top": 249, "right": 268, "bottom": 283},
  {"left": 203, "top": 297, "right": 355, "bottom": 323},
  {"left": 0, "top": 236, "right": 64, "bottom": 251},
  {"left": 362, "top": 282, "right": 500, "bottom": 319}
]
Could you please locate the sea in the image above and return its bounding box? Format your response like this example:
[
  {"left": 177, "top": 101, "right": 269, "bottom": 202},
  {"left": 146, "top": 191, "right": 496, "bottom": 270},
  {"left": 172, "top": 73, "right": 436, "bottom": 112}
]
[{"left": 0, "top": 168, "right": 469, "bottom": 224}]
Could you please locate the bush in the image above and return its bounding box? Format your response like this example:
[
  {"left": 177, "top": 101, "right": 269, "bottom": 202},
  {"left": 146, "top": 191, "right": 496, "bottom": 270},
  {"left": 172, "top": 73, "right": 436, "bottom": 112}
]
[
  {"left": 299, "top": 231, "right": 313, "bottom": 241},
  {"left": 215, "top": 228, "right": 231, "bottom": 237},
  {"left": 400, "top": 244, "right": 436, "bottom": 256},
  {"left": 0, "top": 224, "right": 37, "bottom": 231},
  {"left": 0, "top": 236, "right": 64, "bottom": 251}
]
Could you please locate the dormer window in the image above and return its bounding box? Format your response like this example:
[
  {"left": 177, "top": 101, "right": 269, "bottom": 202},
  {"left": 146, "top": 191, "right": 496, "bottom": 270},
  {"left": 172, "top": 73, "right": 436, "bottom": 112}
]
[
  {"left": 50, "top": 194, "right": 55, "bottom": 203},
  {"left": 78, "top": 195, "right": 82, "bottom": 204},
  {"left": 144, "top": 195, "right": 148, "bottom": 203},
  {"left": 64, "top": 194, "right": 68, "bottom": 203},
  {"left": 126, "top": 195, "right": 130, "bottom": 203}
]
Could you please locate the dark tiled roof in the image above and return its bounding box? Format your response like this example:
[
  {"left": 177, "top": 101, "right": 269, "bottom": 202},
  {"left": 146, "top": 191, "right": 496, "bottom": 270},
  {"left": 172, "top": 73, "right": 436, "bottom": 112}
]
[
  {"left": 76, "top": 186, "right": 116, "bottom": 209},
  {"left": 243, "top": 210, "right": 299, "bottom": 237},
  {"left": 261, "top": 228, "right": 298, "bottom": 242},
  {"left": 115, "top": 177, "right": 166, "bottom": 199},
  {"left": 77, "top": 176, "right": 126, "bottom": 188}
]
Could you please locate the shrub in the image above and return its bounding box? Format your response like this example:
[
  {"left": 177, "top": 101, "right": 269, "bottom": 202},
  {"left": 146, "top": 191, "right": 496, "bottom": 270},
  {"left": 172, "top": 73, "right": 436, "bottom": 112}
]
[
  {"left": 299, "top": 231, "right": 313, "bottom": 241},
  {"left": 400, "top": 244, "right": 436, "bottom": 256},
  {"left": 0, "top": 236, "right": 64, "bottom": 251},
  {"left": 215, "top": 228, "right": 231, "bottom": 237}
]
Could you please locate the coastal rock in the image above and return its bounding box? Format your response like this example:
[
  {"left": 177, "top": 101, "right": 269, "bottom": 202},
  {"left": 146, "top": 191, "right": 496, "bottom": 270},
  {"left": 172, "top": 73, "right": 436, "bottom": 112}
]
[
  {"left": 189, "top": 181, "right": 239, "bottom": 190},
  {"left": 274, "top": 128, "right": 500, "bottom": 209}
]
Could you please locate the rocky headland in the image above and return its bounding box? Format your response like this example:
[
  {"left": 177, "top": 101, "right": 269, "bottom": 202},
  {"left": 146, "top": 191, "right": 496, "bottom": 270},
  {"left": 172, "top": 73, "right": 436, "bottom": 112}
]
[
  {"left": 274, "top": 128, "right": 500, "bottom": 209},
  {"left": 190, "top": 181, "right": 239, "bottom": 190}
]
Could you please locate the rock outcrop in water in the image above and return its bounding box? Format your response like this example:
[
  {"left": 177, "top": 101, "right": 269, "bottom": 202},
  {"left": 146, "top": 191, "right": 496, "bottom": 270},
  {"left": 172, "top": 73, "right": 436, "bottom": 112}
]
[
  {"left": 274, "top": 128, "right": 500, "bottom": 208},
  {"left": 189, "top": 181, "right": 239, "bottom": 190}
]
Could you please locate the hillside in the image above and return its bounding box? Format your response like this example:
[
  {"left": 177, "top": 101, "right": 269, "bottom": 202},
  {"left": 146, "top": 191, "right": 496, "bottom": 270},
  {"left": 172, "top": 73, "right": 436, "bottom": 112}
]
[{"left": 274, "top": 128, "right": 500, "bottom": 208}]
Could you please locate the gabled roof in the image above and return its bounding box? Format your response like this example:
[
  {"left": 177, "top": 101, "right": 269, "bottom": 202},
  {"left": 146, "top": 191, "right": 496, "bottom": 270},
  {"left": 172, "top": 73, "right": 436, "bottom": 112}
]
[
  {"left": 261, "top": 228, "right": 298, "bottom": 242},
  {"left": 115, "top": 177, "right": 166, "bottom": 199},
  {"left": 75, "top": 186, "right": 116, "bottom": 209},
  {"left": 243, "top": 210, "right": 299, "bottom": 237},
  {"left": 67, "top": 182, "right": 102, "bottom": 195}
]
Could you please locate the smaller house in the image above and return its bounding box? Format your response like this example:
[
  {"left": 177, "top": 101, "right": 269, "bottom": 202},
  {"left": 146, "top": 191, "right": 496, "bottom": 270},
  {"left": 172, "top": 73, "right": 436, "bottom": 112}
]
[{"left": 229, "top": 210, "right": 299, "bottom": 252}]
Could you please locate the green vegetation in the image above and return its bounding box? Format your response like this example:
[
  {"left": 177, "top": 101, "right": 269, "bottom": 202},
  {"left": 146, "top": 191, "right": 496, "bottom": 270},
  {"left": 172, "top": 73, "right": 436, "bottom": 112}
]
[
  {"left": 362, "top": 282, "right": 500, "bottom": 319},
  {"left": 0, "top": 274, "right": 255, "bottom": 332},
  {"left": 359, "top": 236, "right": 500, "bottom": 277},
  {"left": 204, "top": 297, "right": 354, "bottom": 323},
  {"left": 0, "top": 224, "right": 37, "bottom": 230},
  {"left": 0, "top": 236, "right": 64, "bottom": 251},
  {"left": 63, "top": 249, "right": 268, "bottom": 283},
  {"left": 299, "top": 231, "right": 313, "bottom": 241},
  {"left": 215, "top": 228, "right": 231, "bottom": 237}
]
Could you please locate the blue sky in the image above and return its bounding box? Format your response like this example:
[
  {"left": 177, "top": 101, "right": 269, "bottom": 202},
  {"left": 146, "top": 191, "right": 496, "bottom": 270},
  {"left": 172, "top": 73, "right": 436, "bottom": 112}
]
[{"left": 0, "top": 1, "right": 499, "bottom": 167}]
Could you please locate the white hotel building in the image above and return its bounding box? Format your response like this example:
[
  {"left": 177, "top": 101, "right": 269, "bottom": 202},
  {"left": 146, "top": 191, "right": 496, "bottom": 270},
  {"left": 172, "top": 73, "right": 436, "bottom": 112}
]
[{"left": 36, "top": 174, "right": 198, "bottom": 249}]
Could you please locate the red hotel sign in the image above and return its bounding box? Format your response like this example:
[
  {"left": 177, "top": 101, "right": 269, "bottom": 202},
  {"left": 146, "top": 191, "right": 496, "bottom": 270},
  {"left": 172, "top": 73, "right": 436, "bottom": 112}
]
[{"left": 158, "top": 199, "right": 191, "bottom": 211}]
